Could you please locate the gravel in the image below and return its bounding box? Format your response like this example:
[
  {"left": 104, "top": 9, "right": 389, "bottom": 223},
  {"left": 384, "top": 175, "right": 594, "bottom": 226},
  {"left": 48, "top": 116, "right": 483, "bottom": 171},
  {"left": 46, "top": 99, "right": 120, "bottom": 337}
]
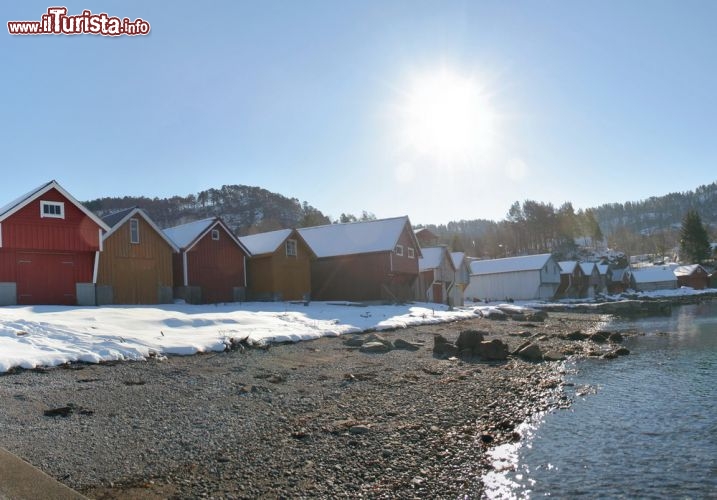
[{"left": 0, "top": 312, "right": 612, "bottom": 499}]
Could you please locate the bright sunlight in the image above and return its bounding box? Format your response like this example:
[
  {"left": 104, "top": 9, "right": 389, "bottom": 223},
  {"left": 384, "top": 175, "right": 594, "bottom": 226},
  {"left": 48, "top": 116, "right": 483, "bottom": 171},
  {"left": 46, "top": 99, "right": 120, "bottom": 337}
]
[{"left": 399, "top": 68, "right": 497, "bottom": 163}]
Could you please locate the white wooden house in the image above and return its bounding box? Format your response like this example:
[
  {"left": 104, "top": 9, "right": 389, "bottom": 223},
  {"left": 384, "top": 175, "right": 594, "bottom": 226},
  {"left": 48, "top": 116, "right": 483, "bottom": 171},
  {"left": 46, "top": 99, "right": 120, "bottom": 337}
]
[
  {"left": 626, "top": 265, "right": 679, "bottom": 292},
  {"left": 465, "top": 253, "right": 561, "bottom": 301},
  {"left": 449, "top": 251, "right": 470, "bottom": 306}
]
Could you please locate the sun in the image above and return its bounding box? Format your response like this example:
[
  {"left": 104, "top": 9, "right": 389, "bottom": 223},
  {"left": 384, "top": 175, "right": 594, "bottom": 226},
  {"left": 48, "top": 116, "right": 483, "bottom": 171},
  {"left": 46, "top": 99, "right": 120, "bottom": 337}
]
[{"left": 398, "top": 68, "right": 496, "bottom": 162}]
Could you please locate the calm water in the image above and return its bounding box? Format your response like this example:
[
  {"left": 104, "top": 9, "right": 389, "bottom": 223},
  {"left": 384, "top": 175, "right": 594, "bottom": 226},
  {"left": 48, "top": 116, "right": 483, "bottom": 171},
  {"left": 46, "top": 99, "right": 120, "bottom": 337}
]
[{"left": 484, "top": 301, "right": 717, "bottom": 499}]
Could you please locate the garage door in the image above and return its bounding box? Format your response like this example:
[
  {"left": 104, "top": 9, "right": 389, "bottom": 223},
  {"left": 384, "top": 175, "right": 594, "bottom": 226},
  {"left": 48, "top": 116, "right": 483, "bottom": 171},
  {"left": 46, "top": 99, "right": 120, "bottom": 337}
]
[{"left": 17, "top": 253, "right": 76, "bottom": 305}]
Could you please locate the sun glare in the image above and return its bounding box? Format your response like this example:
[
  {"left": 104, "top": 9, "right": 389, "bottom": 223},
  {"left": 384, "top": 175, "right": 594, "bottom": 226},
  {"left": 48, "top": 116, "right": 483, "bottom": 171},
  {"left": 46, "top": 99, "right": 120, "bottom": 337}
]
[{"left": 399, "top": 69, "right": 496, "bottom": 163}]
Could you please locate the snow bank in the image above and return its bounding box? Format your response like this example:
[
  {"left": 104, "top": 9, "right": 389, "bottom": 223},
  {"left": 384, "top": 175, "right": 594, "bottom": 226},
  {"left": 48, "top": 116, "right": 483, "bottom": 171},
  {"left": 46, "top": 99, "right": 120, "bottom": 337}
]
[{"left": 0, "top": 302, "right": 479, "bottom": 373}]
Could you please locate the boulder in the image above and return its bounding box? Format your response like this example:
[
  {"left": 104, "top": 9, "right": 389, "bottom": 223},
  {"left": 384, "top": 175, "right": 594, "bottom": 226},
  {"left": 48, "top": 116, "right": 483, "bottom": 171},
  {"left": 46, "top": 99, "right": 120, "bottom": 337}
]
[
  {"left": 343, "top": 335, "right": 365, "bottom": 347},
  {"left": 360, "top": 341, "right": 392, "bottom": 353},
  {"left": 365, "top": 333, "right": 393, "bottom": 348},
  {"left": 433, "top": 334, "right": 458, "bottom": 358},
  {"left": 482, "top": 309, "right": 508, "bottom": 321},
  {"left": 566, "top": 330, "right": 589, "bottom": 341},
  {"left": 393, "top": 338, "right": 421, "bottom": 351},
  {"left": 476, "top": 339, "right": 509, "bottom": 361},
  {"left": 590, "top": 331, "right": 610, "bottom": 343},
  {"left": 608, "top": 332, "right": 624, "bottom": 343},
  {"left": 614, "top": 347, "right": 630, "bottom": 356},
  {"left": 517, "top": 343, "right": 543, "bottom": 362},
  {"left": 456, "top": 330, "right": 486, "bottom": 353},
  {"left": 524, "top": 309, "right": 548, "bottom": 322},
  {"left": 543, "top": 350, "right": 566, "bottom": 361}
]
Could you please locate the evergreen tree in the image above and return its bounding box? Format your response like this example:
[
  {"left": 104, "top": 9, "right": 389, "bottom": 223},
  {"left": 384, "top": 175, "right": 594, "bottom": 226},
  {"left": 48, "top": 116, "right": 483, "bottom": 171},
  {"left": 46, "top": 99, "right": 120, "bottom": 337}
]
[{"left": 679, "top": 209, "right": 711, "bottom": 263}]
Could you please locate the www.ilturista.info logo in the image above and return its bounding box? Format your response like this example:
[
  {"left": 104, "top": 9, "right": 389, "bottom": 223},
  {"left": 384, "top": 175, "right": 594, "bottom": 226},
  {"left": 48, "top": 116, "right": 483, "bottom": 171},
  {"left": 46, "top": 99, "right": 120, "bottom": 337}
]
[{"left": 8, "top": 7, "right": 150, "bottom": 36}]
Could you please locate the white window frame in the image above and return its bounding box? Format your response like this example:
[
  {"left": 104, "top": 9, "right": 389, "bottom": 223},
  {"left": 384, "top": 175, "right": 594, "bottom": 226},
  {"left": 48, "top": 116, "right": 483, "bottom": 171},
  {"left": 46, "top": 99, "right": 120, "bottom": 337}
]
[
  {"left": 407, "top": 247, "right": 415, "bottom": 259},
  {"left": 129, "top": 218, "right": 140, "bottom": 244},
  {"left": 395, "top": 244, "right": 404, "bottom": 256},
  {"left": 40, "top": 201, "right": 65, "bottom": 219},
  {"left": 286, "top": 239, "right": 297, "bottom": 257},
  {"left": 211, "top": 229, "right": 220, "bottom": 241}
]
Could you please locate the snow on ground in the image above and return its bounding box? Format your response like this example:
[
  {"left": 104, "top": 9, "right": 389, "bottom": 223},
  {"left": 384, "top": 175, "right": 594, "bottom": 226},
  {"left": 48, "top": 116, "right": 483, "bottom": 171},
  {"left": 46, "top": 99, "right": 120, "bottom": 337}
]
[{"left": 0, "top": 302, "right": 480, "bottom": 373}]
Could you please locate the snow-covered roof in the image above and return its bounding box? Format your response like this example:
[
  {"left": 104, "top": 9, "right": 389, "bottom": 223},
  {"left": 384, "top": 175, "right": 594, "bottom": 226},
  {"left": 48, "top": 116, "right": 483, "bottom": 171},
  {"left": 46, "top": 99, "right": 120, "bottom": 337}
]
[
  {"left": 102, "top": 207, "right": 179, "bottom": 252},
  {"left": 469, "top": 253, "right": 553, "bottom": 276},
  {"left": 611, "top": 268, "right": 627, "bottom": 281},
  {"left": 673, "top": 264, "right": 706, "bottom": 277},
  {"left": 631, "top": 265, "right": 679, "bottom": 284},
  {"left": 579, "top": 262, "right": 597, "bottom": 275},
  {"left": 558, "top": 261, "right": 578, "bottom": 274},
  {"left": 418, "top": 247, "right": 454, "bottom": 272},
  {"left": 450, "top": 252, "right": 466, "bottom": 269},
  {"left": 163, "top": 217, "right": 247, "bottom": 254},
  {"left": 163, "top": 218, "right": 216, "bottom": 249},
  {"left": 597, "top": 264, "right": 609, "bottom": 276},
  {"left": 238, "top": 229, "right": 293, "bottom": 256},
  {"left": 0, "top": 180, "right": 110, "bottom": 231},
  {"left": 298, "top": 216, "right": 419, "bottom": 259}
]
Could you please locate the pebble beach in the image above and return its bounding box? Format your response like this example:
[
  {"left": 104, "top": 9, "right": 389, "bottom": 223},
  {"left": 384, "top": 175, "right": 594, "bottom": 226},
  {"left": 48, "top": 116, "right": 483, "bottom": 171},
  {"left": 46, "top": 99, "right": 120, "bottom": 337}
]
[{"left": 0, "top": 311, "right": 615, "bottom": 499}]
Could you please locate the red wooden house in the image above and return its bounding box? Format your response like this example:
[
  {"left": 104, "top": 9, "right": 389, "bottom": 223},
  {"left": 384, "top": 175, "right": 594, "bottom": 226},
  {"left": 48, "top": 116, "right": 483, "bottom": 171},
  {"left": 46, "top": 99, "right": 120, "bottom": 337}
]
[
  {"left": 163, "top": 217, "right": 250, "bottom": 304},
  {"left": 673, "top": 264, "right": 710, "bottom": 290},
  {"left": 298, "top": 216, "right": 422, "bottom": 302},
  {"left": 0, "top": 180, "right": 109, "bottom": 305}
]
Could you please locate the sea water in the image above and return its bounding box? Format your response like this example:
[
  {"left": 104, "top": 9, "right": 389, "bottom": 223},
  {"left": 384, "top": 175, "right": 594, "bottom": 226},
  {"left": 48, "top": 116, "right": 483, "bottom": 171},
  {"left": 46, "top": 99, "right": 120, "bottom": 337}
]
[{"left": 484, "top": 301, "right": 717, "bottom": 499}]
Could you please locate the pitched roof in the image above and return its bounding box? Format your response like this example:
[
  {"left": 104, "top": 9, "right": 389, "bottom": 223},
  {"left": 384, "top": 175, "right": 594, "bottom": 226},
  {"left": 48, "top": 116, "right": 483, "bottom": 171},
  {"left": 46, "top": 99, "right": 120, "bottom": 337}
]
[
  {"left": 597, "top": 264, "right": 609, "bottom": 276},
  {"left": 450, "top": 251, "right": 466, "bottom": 269},
  {"left": 469, "top": 253, "right": 553, "bottom": 276},
  {"left": 238, "top": 228, "right": 293, "bottom": 256},
  {"left": 631, "top": 265, "right": 679, "bottom": 284},
  {"left": 673, "top": 264, "right": 706, "bottom": 277},
  {"left": 0, "top": 180, "right": 110, "bottom": 231},
  {"left": 102, "top": 207, "right": 138, "bottom": 228},
  {"left": 102, "top": 207, "right": 179, "bottom": 252},
  {"left": 418, "top": 247, "right": 454, "bottom": 272},
  {"left": 298, "top": 216, "right": 420, "bottom": 259},
  {"left": 558, "top": 261, "right": 579, "bottom": 274},
  {"left": 579, "top": 262, "right": 597, "bottom": 275},
  {"left": 163, "top": 217, "right": 248, "bottom": 254}
]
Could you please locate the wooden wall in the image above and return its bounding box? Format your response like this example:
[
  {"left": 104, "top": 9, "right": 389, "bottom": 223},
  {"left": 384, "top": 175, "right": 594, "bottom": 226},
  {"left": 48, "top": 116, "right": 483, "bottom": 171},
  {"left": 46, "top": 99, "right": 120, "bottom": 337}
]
[{"left": 97, "top": 216, "right": 174, "bottom": 304}]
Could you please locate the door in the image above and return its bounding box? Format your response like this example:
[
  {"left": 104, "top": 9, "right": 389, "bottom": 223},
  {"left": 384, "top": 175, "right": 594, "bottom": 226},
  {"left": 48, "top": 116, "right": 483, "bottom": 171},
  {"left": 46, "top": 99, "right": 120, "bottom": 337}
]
[{"left": 17, "top": 253, "right": 76, "bottom": 305}]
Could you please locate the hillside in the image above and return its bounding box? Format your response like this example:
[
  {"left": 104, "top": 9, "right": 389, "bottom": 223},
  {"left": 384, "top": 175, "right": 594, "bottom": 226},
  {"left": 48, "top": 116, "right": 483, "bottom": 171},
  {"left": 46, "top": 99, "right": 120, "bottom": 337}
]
[
  {"left": 592, "top": 181, "right": 717, "bottom": 235},
  {"left": 84, "top": 185, "right": 330, "bottom": 235}
]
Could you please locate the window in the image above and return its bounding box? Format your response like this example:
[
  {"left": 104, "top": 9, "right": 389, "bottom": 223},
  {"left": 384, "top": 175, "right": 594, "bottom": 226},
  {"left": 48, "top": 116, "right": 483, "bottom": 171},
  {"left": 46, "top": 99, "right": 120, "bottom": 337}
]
[
  {"left": 286, "top": 239, "right": 297, "bottom": 257},
  {"left": 407, "top": 247, "right": 415, "bottom": 258},
  {"left": 129, "top": 218, "right": 140, "bottom": 244},
  {"left": 211, "top": 229, "right": 220, "bottom": 240},
  {"left": 40, "top": 201, "right": 64, "bottom": 219},
  {"left": 395, "top": 244, "right": 404, "bottom": 256}
]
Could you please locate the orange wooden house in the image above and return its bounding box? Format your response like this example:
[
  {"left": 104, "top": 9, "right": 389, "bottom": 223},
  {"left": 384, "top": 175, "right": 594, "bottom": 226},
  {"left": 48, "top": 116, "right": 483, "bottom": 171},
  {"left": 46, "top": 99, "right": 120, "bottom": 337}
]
[
  {"left": 96, "top": 207, "right": 178, "bottom": 304},
  {"left": 163, "top": 217, "right": 249, "bottom": 304},
  {"left": 239, "top": 228, "right": 314, "bottom": 301}
]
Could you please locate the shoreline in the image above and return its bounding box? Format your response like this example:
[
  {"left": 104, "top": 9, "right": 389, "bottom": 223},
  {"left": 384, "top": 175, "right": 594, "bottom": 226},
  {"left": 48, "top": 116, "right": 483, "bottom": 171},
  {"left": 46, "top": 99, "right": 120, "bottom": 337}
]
[{"left": 0, "top": 311, "right": 618, "bottom": 498}]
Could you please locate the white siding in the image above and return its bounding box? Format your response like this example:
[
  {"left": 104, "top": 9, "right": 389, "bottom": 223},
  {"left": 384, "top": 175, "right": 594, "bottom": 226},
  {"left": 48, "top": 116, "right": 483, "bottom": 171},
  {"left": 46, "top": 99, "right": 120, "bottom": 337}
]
[{"left": 465, "top": 270, "right": 544, "bottom": 301}]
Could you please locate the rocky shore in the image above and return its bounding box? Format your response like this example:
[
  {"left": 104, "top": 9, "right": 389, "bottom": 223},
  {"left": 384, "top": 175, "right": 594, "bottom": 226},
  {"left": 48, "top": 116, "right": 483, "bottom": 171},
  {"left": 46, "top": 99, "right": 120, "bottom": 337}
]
[{"left": 0, "top": 310, "right": 621, "bottom": 499}]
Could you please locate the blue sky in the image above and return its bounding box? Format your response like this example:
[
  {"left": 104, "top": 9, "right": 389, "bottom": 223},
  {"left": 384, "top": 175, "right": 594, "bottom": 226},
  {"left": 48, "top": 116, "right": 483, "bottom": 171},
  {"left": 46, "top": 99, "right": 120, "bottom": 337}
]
[{"left": 3, "top": 1, "right": 716, "bottom": 225}]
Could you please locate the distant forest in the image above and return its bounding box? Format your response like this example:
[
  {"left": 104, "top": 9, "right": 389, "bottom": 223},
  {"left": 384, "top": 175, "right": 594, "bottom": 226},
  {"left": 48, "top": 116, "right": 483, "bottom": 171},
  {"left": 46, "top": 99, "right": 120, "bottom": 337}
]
[
  {"left": 84, "top": 185, "right": 330, "bottom": 236},
  {"left": 86, "top": 181, "right": 717, "bottom": 258},
  {"left": 418, "top": 181, "right": 717, "bottom": 259}
]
